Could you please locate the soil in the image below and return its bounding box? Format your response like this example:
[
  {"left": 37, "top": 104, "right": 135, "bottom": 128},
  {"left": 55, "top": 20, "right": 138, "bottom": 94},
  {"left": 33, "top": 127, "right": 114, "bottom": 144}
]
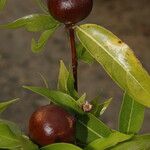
[{"left": 0, "top": 0, "right": 150, "bottom": 133}]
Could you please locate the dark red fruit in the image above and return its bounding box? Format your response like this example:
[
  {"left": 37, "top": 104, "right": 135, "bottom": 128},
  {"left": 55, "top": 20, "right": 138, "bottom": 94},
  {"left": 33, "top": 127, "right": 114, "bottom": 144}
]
[
  {"left": 29, "top": 104, "right": 76, "bottom": 146},
  {"left": 47, "top": 0, "right": 93, "bottom": 25}
]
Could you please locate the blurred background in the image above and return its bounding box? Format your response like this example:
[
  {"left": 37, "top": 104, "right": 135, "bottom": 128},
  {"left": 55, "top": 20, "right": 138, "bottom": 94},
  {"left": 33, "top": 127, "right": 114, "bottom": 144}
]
[{"left": 0, "top": 0, "right": 150, "bottom": 133}]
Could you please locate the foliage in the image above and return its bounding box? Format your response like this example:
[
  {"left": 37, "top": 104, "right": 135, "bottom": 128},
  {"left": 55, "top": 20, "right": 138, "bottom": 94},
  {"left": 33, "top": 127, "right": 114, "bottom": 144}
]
[
  {"left": 119, "top": 93, "right": 145, "bottom": 134},
  {"left": 0, "top": 98, "right": 19, "bottom": 113},
  {"left": 76, "top": 24, "right": 150, "bottom": 107},
  {"left": 0, "top": 0, "right": 7, "bottom": 11},
  {"left": 0, "top": 0, "right": 150, "bottom": 150}
]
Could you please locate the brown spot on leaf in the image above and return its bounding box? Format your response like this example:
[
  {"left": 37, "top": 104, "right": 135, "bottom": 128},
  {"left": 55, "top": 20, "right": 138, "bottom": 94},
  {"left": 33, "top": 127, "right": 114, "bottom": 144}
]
[{"left": 118, "top": 40, "right": 122, "bottom": 44}]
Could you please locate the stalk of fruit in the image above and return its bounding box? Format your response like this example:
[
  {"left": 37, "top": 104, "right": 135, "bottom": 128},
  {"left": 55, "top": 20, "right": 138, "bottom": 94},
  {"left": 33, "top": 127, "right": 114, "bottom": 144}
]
[{"left": 29, "top": 0, "right": 93, "bottom": 146}]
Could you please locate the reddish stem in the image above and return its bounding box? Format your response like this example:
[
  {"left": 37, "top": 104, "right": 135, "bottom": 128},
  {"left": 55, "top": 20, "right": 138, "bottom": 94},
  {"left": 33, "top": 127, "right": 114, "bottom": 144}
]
[{"left": 67, "top": 26, "right": 78, "bottom": 91}]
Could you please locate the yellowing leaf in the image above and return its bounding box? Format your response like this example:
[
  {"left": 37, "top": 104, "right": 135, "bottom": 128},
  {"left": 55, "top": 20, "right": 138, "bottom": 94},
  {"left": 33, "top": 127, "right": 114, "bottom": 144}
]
[{"left": 76, "top": 24, "right": 150, "bottom": 107}]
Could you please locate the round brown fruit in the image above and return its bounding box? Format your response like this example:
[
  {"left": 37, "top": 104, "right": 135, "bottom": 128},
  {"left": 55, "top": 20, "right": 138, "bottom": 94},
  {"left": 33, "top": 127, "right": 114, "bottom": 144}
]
[
  {"left": 47, "top": 0, "right": 93, "bottom": 25},
  {"left": 29, "top": 104, "right": 76, "bottom": 146}
]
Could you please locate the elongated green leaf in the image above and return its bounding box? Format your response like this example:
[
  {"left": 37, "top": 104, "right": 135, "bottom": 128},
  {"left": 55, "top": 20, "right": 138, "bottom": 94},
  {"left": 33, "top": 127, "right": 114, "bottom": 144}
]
[
  {"left": 76, "top": 24, "right": 150, "bottom": 107},
  {"left": 0, "top": 98, "right": 19, "bottom": 113},
  {"left": 98, "top": 99, "right": 112, "bottom": 115},
  {"left": 85, "top": 131, "right": 133, "bottom": 150},
  {"left": 57, "top": 60, "right": 69, "bottom": 92},
  {"left": 119, "top": 93, "right": 145, "bottom": 134},
  {"left": 76, "top": 93, "right": 86, "bottom": 106},
  {"left": 76, "top": 42, "right": 94, "bottom": 64},
  {"left": 19, "top": 135, "right": 39, "bottom": 150},
  {"left": 57, "top": 60, "right": 79, "bottom": 99},
  {"left": 0, "top": 122, "right": 38, "bottom": 150},
  {"left": 0, "top": 119, "right": 22, "bottom": 136},
  {"left": 91, "top": 98, "right": 112, "bottom": 117},
  {"left": 41, "top": 143, "right": 82, "bottom": 150},
  {"left": 31, "top": 25, "right": 59, "bottom": 53},
  {"left": 0, "top": 14, "right": 59, "bottom": 32},
  {"left": 23, "top": 86, "right": 112, "bottom": 144},
  {"left": 67, "top": 70, "right": 79, "bottom": 100},
  {"left": 23, "top": 86, "right": 83, "bottom": 114},
  {"left": 111, "top": 134, "right": 150, "bottom": 150},
  {"left": 0, "top": 0, "right": 7, "bottom": 11},
  {"left": 76, "top": 113, "right": 112, "bottom": 144},
  {"left": 0, "top": 123, "right": 21, "bottom": 149}
]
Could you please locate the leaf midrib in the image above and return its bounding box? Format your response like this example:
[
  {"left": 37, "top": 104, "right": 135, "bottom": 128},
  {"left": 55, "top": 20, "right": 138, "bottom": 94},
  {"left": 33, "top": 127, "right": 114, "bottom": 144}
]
[
  {"left": 127, "top": 99, "right": 134, "bottom": 134},
  {"left": 76, "top": 26, "right": 150, "bottom": 100},
  {"left": 78, "top": 120, "right": 103, "bottom": 138}
]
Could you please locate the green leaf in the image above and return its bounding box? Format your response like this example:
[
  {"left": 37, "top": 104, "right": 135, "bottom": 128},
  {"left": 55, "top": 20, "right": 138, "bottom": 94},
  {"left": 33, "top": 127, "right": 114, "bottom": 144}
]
[
  {"left": 0, "top": 119, "right": 22, "bottom": 136},
  {"left": 119, "top": 92, "right": 145, "bottom": 134},
  {"left": 0, "top": 14, "right": 59, "bottom": 32},
  {"left": 57, "top": 60, "right": 79, "bottom": 99},
  {"left": 76, "top": 93, "right": 86, "bottom": 106},
  {"left": 76, "top": 113, "right": 112, "bottom": 144},
  {"left": 85, "top": 131, "right": 133, "bottom": 150},
  {"left": 41, "top": 143, "right": 82, "bottom": 150},
  {"left": 19, "top": 135, "right": 39, "bottom": 150},
  {"left": 91, "top": 97, "right": 112, "bottom": 117},
  {"left": 0, "top": 123, "right": 21, "bottom": 149},
  {"left": 0, "top": 121, "right": 38, "bottom": 150},
  {"left": 23, "top": 86, "right": 83, "bottom": 114},
  {"left": 67, "top": 69, "right": 79, "bottom": 100},
  {"left": 76, "top": 24, "right": 150, "bottom": 107},
  {"left": 111, "top": 134, "right": 150, "bottom": 150},
  {"left": 76, "top": 42, "right": 94, "bottom": 64},
  {"left": 0, "top": 98, "right": 19, "bottom": 113},
  {"left": 23, "top": 86, "right": 112, "bottom": 144},
  {"left": 31, "top": 25, "right": 59, "bottom": 53},
  {"left": 0, "top": 0, "right": 7, "bottom": 11},
  {"left": 57, "top": 60, "right": 69, "bottom": 93}
]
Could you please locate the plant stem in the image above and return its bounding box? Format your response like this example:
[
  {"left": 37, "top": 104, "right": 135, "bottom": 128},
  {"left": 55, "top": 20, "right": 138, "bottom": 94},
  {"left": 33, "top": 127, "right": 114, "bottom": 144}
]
[{"left": 67, "top": 26, "right": 78, "bottom": 91}]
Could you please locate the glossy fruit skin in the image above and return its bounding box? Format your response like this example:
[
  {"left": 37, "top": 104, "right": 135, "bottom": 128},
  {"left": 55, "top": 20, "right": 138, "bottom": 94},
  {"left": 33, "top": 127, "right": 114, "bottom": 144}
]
[
  {"left": 29, "top": 104, "right": 76, "bottom": 146},
  {"left": 47, "top": 0, "right": 93, "bottom": 25}
]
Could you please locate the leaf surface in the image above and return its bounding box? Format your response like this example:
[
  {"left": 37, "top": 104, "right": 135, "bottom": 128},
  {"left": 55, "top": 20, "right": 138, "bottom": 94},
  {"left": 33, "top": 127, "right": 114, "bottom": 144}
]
[
  {"left": 119, "top": 93, "right": 145, "bottom": 134},
  {"left": 57, "top": 60, "right": 79, "bottom": 99},
  {"left": 57, "top": 60, "right": 69, "bottom": 92},
  {"left": 91, "top": 98, "right": 112, "bottom": 117},
  {"left": 41, "top": 143, "right": 82, "bottom": 150},
  {"left": 85, "top": 131, "right": 133, "bottom": 150},
  {"left": 76, "top": 42, "right": 95, "bottom": 64},
  {"left": 0, "top": 98, "right": 19, "bottom": 113},
  {"left": 0, "top": 121, "right": 38, "bottom": 150},
  {"left": 31, "top": 25, "right": 59, "bottom": 52},
  {"left": 23, "top": 86, "right": 112, "bottom": 144},
  {"left": 0, "top": 0, "right": 7, "bottom": 11},
  {"left": 0, "top": 119, "right": 22, "bottom": 136},
  {"left": 0, "top": 14, "right": 59, "bottom": 32},
  {"left": 23, "top": 86, "right": 83, "bottom": 114},
  {"left": 76, "top": 24, "right": 150, "bottom": 107},
  {"left": 111, "top": 134, "right": 150, "bottom": 150},
  {"left": 76, "top": 113, "right": 112, "bottom": 144}
]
